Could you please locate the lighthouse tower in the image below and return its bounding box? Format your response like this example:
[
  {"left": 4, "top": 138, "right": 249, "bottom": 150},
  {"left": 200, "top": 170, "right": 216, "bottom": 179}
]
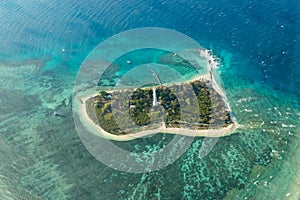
[{"left": 152, "top": 87, "right": 158, "bottom": 106}]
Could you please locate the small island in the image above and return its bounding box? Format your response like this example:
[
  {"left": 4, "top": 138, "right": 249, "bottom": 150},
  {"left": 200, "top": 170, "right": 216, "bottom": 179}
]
[{"left": 76, "top": 50, "right": 239, "bottom": 141}]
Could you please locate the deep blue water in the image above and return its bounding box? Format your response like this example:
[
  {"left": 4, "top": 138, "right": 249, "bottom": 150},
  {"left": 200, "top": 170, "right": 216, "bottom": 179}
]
[
  {"left": 1, "top": 0, "right": 299, "bottom": 93},
  {"left": 0, "top": 0, "right": 299, "bottom": 199}
]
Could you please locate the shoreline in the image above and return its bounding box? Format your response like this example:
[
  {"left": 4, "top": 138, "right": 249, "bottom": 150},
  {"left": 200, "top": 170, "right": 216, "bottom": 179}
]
[
  {"left": 74, "top": 49, "right": 239, "bottom": 141},
  {"left": 76, "top": 90, "right": 239, "bottom": 141}
]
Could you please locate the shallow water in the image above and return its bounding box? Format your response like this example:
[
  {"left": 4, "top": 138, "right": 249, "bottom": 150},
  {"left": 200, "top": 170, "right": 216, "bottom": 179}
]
[{"left": 0, "top": 0, "right": 299, "bottom": 199}]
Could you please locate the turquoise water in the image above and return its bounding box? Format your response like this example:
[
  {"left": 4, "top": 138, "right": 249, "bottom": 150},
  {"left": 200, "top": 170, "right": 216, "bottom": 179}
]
[
  {"left": 0, "top": 0, "right": 299, "bottom": 199},
  {"left": 98, "top": 48, "right": 207, "bottom": 87}
]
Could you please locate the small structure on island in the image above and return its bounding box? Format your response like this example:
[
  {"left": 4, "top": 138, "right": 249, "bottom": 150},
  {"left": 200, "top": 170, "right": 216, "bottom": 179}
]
[{"left": 153, "top": 87, "right": 158, "bottom": 106}]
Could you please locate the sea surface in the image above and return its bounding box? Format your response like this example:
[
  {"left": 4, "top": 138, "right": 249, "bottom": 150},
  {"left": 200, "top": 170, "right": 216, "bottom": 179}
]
[{"left": 0, "top": 0, "right": 299, "bottom": 199}]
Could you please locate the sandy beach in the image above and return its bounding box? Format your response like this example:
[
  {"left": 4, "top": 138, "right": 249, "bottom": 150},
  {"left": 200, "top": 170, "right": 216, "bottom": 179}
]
[{"left": 74, "top": 89, "right": 238, "bottom": 141}]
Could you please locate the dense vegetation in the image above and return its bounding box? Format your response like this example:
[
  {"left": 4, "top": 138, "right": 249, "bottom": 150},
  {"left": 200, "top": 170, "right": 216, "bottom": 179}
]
[{"left": 86, "top": 80, "right": 232, "bottom": 135}]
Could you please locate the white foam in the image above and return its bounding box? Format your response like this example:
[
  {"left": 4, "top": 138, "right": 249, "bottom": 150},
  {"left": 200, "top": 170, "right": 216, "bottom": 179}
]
[
  {"left": 281, "top": 124, "right": 295, "bottom": 128},
  {"left": 199, "top": 49, "right": 219, "bottom": 69},
  {"left": 264, "top": 181, "right": 269, "bottom": 186},
  {"left": 237, "top": 97, "right": 253, "bottom": 103},
  {"left": 270, "top": 150, "right": 282, "bottom": 159}
]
